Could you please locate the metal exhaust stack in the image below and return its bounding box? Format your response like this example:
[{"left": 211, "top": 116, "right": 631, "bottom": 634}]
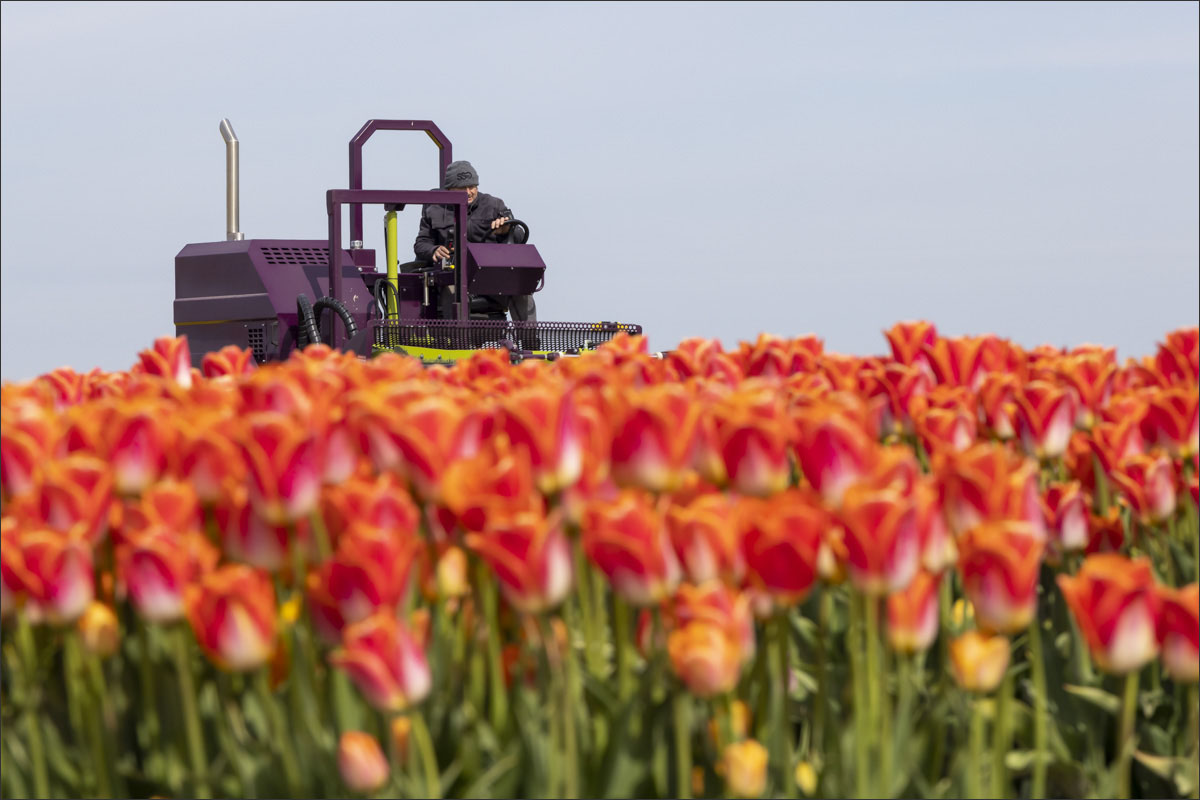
[{"left": 219, "top": 119, "right": 244, "bottom": 241}]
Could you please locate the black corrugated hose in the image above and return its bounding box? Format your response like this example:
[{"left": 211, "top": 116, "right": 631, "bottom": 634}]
[{"left": 296, "top": 293, "right": 321, "bottom": 348}]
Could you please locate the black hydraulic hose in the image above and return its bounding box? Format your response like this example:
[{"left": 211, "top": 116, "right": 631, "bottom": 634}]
[
  {"left": 313, "top": 296, "right": 359, "bottom": 341},
  {"left": 296, "top": 293, "right": 321, "bottom": 348},
  {"left": 373, "top": 279, "right": 400, "bottom": 320}
]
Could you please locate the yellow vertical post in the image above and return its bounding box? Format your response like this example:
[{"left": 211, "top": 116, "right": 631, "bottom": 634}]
[{"left": 385, "top": 209, "right": 399, "bottom": 320}]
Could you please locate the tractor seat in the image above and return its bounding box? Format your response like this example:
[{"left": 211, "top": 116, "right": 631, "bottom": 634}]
[{"left": 469, "top": 294, "right": 508, "bottom": 319}]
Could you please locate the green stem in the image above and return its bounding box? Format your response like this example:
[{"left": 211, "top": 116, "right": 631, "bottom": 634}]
[
  {"left": 865, "top": 595, "right": 883, "bottom": 797},
  {"left": 172, "top": 625, "right": 211, "bottom": 799},
  {"left": 69, "top": 635, "right": 113, "bottom": 798},
  {"left": 674, "top": 692, "right": 693, "bottom": 799},
  {"left": 991, "top": 669, "right": 1013, "bottom": 799},
  {"left": 16, "top": 615, "right": 49, "bottom": 799},
  {"left": 410, "top": 712, "right": 442, "bottom": 799},
  {"left": 1028, "top": 619, "right": 1049, "bottom": 799},
  {"left": 1116, "top": 669, "right": 1139, "bottom": 799},
  {"left": 894, "top": 653, "right": 915, "bottom": 795},
  {"left": 477, "top": 561, "right": 509, "bottom": 735},
  {"left": 815, "top": 590, "right": 832, "bottom": 780},
  {"left": 254, "top": 669, "right": 303, "bottom": 796},
  {"left": 137, "top": 626, "right": 162, "bottom": 783},
  {"left": 308, "top": 510, "right": 332, "bottom": 561},
  {"left": 613, "top": 596, "right": 633, "bottom": 703},
  {"left": 1188, "top": 684, "right": 1199, "bottom": 800},
  {"left": 772, "top": 613, "right": 796, "bottom": 796},
  {"left": 968, "top": 699, "right": 986, "bottom": 800},
  {"left": 849, "top": 592, "right": 869, "bottom": 798}
]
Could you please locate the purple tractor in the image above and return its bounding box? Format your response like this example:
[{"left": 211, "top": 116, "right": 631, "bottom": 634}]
[{"left": 174, "top": 119, "right": 642, "bottom": 366}]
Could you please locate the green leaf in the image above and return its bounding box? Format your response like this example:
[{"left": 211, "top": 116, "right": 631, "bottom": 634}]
[
  {"left": 1132, "top": 750, "right": 1177, "bottom": 780},
  {"left": 1063, "top": 684, "right": 1120, "bottom": 715}
]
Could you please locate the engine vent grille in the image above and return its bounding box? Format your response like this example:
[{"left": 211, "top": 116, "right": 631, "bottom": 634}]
[
  {"left": 247, "top": 327, "right": 266, "bottom": 363},
  {"left": 260, "top": 246, "right": 331, "bottom": 265}
]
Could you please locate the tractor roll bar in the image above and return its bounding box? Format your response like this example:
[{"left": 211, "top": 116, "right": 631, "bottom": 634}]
[
  {"left": 348, "top": 120, "right": 453, "bottom": 245},
  {"left": 326, "top": 188, "right": 469, "bottom": 349}
]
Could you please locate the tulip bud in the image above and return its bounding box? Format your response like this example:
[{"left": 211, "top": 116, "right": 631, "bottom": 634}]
[
  {"left": 949, "top": 630, "right": 1010, "bottom": 693},
  {"left": 389, "top": 716, "right": 412, "bottom": 765},
  {"left": 719, "top": 739, "right": 769, "bottom": 799},
  {"left": 330, "top": 613, "right": 432, "bottom": 713},
  {"left": 887, "top": 571, "right": 940, "bottom": 654},
  {"left": 707, "top": 699, "right": 751, "bottom": 749},
  {"left": 78, "top": 602, "right": 119, "bottom": 657},
  {"left": 338, "top": 731, "right": 389, "bottom": 794},
  {"left": 795, "top": 761, "right": 819, "bottom": 796},
  {"left": 667, "top": 622, "right": 741, "bottom": 698},
  {"left": 436, "top": 545, "right": 470, "bottom": 599}
]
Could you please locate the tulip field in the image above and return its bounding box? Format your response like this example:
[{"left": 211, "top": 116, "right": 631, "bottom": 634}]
[{"left": 1, "top": 323, "right": 1198, "bottom": 800}]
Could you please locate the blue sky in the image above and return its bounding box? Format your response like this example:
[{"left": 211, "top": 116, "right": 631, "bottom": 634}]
[{"left": 2, "top": 1, "right": 1197, "bottom": 380}]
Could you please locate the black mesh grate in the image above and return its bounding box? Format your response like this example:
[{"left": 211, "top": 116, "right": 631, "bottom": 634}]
[
  {"left": 373, "top": 319, "right": 642, "bottom": 355},
  {"left": 247, "top": 327, "right": 266, "bottom": 363},
  {"left": 260, "top": 246, "right": 331, "bottom": 265}
]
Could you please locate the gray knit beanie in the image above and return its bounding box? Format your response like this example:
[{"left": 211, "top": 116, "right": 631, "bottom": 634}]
[{"left": 444, "top": 160, "right": 479, "bottom": 189}]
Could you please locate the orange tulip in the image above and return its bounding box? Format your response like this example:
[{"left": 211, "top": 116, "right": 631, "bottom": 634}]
[
  {"left": 1111, "top": 453, "right": 1176, "bottom": 524},
  {"left": 78, "top": 602, "right": 120, "bottom": 657},
  {"left": 1153, "top": 327, "right": 1199, "bottom": 387},
  {"left": 175, "top": 415, "right": 245, "bottom": 504},
  {"left": 672, "top": 581, "right": 756, "bottom": 664},
  {"left": 201, "top": 344, "right": 257, "bottom": 379},
  {"left": 137, "top": 335, "right": 193, "bottom": 388},
  {"left": 711, "top": 388, "right": 794, "bottom": 497},
  {"left": 1, "top": 406, "right": 57, "bottom": 499},
  {"left": 10, "top": 528, "right": 94, "bottom": 624},
  {"left": 216, "top": 488, "right": 310, "bottom": 572},
  {"left": 118, "top": 530, "right": 219, "bottom": 622},
  {"left": 322, "top": 473, "right": 421, "bottom": 545},
  {"left": 1057, "top": 352, "right": 1115, "bottom": 429},
  {"left": 1014, "top": 381, "right": 1076, "bottom": 460},
  {"left": 977, "top": 373, "right": 1019, "bottom": 440},
  {"left": 719, "top": 739, "right": 769, "bottom": 799},
  {"left": 1057, "top": 554, "right": 1160, "bottom": 674},
  {"left": 1140, "top": 387, "right": 1198, "bottom": 460},
  {"left": 923, "top": 336, "right": 986, "bottom": 390},
  {"left": 666, "top": 491, "right": 745, "bottom": 584},
  {"left": 668, "top": 621, "right": 742, "bottom": 698},
  {"left": 583, "top": 490, "right": 681, "bottom": 605},
  {"left": 34, "top": 454, "right": 114, "bottom": 545},
  {"left": 949, "top": 631, "right": 1011, "bottom": 693},
  {"left": 888, "top": 570, "right": 941, "bottom": 653},
  {"left": 1088, "top": 417, "right": 1146, "bottom": 483},
  {"left": 1040, "top": 482, "right": 1089, "bottom": 558},
  {"left": 337, "top": 731, "right": 390, "bottom": 794},
  {"left": 740, "top": 491, "right": 825, "bottom": 605},
  {"left": 740, "top": 333, "right": 823, "bottom": 379},
  {"left": 306, "top": 523, "right": 421, "bottom": 643},
  {"left": 610, "top": 385, "right": 701, "bottom": 493},
  {"left": 330, "top": 612, "right": 432, "bottom": 712},
  {"left": 666, "top": 338, "right": 727, "bottom": 381},
  {"left": 239, "top": 412, "right": 320, "bottom": 525},
  {"left": 121, "top": 480, "right": 205, "bottom": 542},
  {"left": 185, "top": 564, "right": 277, "bottom": 671},
  {"left": 884, "top": 321, "right": 938, "bottom": 377},
  {"left": 1, "top": 519, "right": 33, "bottom": 618},
  {"left": 106, "top": 403, "right": 174, "bottom": 495},
  {"left": 937, "top": 443, "right": 1045, "bottom": 539},
  {"left": 838, "top": 484, "right": 919, "bottom": 596},
  {"left": 957, "top": 521, "right": 1044, "bottom": 634},
  {"left": 870, "top": 362, "right": 931, "bottom": 436},
  {"left": 916, "top": 405, "right": 978, "bottom": 456},
  {"left": 465, "top": 509, "right": 573, "bottom": 614},
  {"left": 439, "top": 437, "right": 542, "bottom": 536},
  {"left": 915, "top": 480, "right": 956, "bottom": 573},
  {"left": 496, "top": 383, "right": 585, "bottom": 494},
  {"left": 1156, "top": 584, "right": 1199, "bottom": 683}
]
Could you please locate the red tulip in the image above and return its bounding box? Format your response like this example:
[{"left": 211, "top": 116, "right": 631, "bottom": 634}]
[
  {"left": 118, "top": 530, "right": 219, "bottom": 622},
  {"left": 1156, "top": 584, "right": 1199, "bottom": 683},
  {"left": 923, "top": 336, "right": 986, "bottom": 390},
  {"left": 1014, "top": 381, "right": 1076, "bottom": 460},
  {"left": 740, "top": 490, "right": 825, "bottom": 606},
  {"left": 1111, "top": 453, "right": 1176, "bottom": 524},
  {"left": 838, "top": 484, "right": 919, "bottom": 596},
  {"left": 465, "top": 509, "right": 573, "bottom": 614},
  {"left": 583, "top": 490, "right": 681, "bottom": 605},
  {"left": 711, "top": 388, "right": 793, "bottom": 497},
  {"left": 201, "top": 345, "right": 257, "bottom": 379},
  {"left": 1057, "top": 554, "right": 1160, "bottom": 674},
  {"left": 239, "top": 412, "right": 320, "bottom": 525},
  {"left": 884, "top": 321, "right": 938, "bottom": 377},
  {"left": 496, "top": 383, "right": 585, "bottom": 494},
  {"left": 1153, "top": 327, "right": 1199, "bottom": 387},
  {"left": 610, "top": 385, "right": 701, "bottom": 493},
  {"left": 330, "top": 612, "right": 432, "bottom": 712},
  {"left": 35, "top": 455, "right": 114, "bottom": 545},
  {"left": 793, "top": 406, "right": 873, "bottom": 506},
  {"left": 137, "top": 336, "right": 193, "bottom": 387},
  {"left": 10, "top": 528, "right": 94, "bottom": 623},
  {"left": 1, "top": 406, "right": 57, "bottom": 499},
  {"left": 1040, "top": 481, "right": 1090, "bottom": 559},
  {"left": 185, "top": 564, "right": 277, "bottom": 671},
  {"left": 1141, "top": 387, "right": 1198, "bottom": 460},
  {"left": 957, "top": 521, "right": 1044, "bottom": 634},
  {"left": 666, "top": 491, "right": 745, "bottom": 584}
]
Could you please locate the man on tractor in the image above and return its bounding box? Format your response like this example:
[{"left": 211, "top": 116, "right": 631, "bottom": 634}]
[{"left": 411, "top": 160, "right": 537, "bottom": 323}]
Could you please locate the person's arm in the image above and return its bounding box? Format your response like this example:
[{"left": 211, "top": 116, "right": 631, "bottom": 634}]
[
  {"left": 413, "top": 206, "right": 438, "bottom": 262},
  {"left": 468, "top": 196, "right": 514, "bottom": 242}
]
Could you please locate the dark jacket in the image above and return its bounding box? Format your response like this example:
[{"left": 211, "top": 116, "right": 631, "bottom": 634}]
[{"left": 413, "top": 192, "right": 513, "bottom": 263}]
